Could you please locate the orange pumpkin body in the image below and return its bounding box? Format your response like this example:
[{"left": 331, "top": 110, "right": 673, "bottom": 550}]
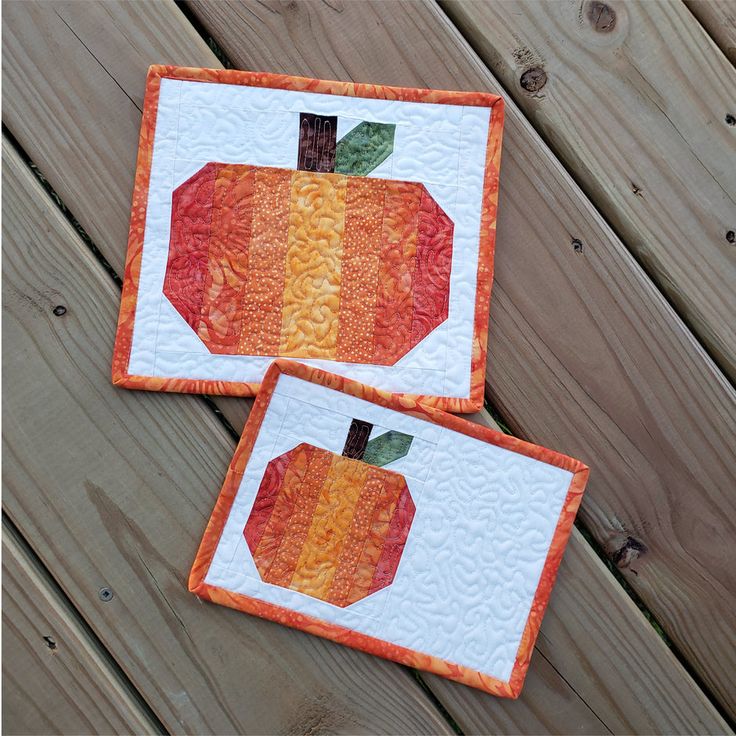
[
  {"left": 243, "top": 443, "right": 415, "bottom": 607},
  {"left": 164, "top": 162, "right": 453, "bottom": 365}
]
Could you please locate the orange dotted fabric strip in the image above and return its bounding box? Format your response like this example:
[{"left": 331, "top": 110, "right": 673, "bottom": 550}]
[
  {"left": 335, "top": 178, "right": 385, "bottom": 363},
  {"left": 237, "top": 167, "right": 291, "bottom": 356},
  {"left": 326, "top": 473, "right": 384, "bottom": 607}
]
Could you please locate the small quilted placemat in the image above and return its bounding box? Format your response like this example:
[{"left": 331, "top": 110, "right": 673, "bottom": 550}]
[
  {"left": 112, "top": 65, "right": 504, "bottom": 412},
  {"left": 189, "top": 360, "right": 588, "bottom": 697}
]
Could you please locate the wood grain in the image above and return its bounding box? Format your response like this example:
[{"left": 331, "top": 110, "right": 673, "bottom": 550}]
[
  {"left": 2, "top": 138, "right": 455, "bottom": 736},
  {"left": 686, "top": 0, "right": 736, "bottom": 63},
  {"left": 185, "top": 0, "right": 736, "bottom": 715},
  {"left": 444, "top": 0, "right": 736, "bottom": 380},
  {"left": 2, "top": 520, "right": 159, "bottom": 736},
  {"left": 4, "top": 139, "right": 729, "bottom": 735},
  {"left": 0, "top": 0, "right": 252, "bottom": 436},
  {"left": 2, "top": 0, "right": 734, "bottom": 727}
]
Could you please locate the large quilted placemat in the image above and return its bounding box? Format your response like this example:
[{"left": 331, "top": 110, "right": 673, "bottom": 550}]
[
  {"left": 112, "top": 65, "right": 504, "bottom": 412},
  {"left": 189, "top": 360, "right": 588, "bottom": 697}
]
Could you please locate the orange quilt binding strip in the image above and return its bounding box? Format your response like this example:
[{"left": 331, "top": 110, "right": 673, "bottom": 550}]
[
  {"left": 111, "top": 65, "right": 505, "bottom": 413},
  {"left": 189, "top": 359, "right": 589, "bottom": 698}
]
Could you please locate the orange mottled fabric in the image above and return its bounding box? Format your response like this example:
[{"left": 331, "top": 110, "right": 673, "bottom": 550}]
[{"left": 246, "top": 445, "right": 413, "bottom": 607}]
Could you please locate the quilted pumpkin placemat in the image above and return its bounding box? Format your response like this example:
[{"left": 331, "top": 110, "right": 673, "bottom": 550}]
[
  {"left": 189, "top": 360, "right": 589, "bottom": 697},
  {"left": 112, "top": 65, "right": 504, "bottom": 412}
]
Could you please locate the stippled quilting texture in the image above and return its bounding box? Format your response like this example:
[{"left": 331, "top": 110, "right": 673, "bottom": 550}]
[
  {"left": 113, "top": 67, "right": 504, "bottom": 412},
  {"left": 190, "top": 361, "right": 589, "bottom": 697}
]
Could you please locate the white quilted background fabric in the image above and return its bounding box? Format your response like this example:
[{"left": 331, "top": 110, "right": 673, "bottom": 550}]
[
  {"left": 127, "top": 77, "right": 492, "bottom": 401},
  {"left": 205, "top": 374, "right": 573, "bottom": 683}
]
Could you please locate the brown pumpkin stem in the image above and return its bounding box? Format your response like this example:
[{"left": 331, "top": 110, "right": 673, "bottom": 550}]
[
  {"left": 342, "top": 418, "right": 373, "bottom": 460},
  {"left": 297, "top": 114, "right": 396, "bottom": 176},
  {"left": 297, "top": 113, "right": 337, "bottom": 172}
]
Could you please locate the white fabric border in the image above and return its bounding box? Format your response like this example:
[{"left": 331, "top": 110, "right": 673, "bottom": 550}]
[
  {"left": 205, "top": 373, "right": 573, "bottom": 683},
  {"left": 127, "top": 77, "right": 492, "bottom": 400}
]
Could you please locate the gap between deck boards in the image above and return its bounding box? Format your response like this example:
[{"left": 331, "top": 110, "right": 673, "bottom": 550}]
[{"left": 2, "top": 514, "right": 168, "bottom": 735}]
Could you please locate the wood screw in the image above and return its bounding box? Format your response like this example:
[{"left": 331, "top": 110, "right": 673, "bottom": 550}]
[
  {"left": 727, "top": 230, "right": 735, "bottom": 245},
  {"left": 572, "top": 238, "right": 584, "bottom": 253},
  {"left": 52, "top": 305, "right": 67, "bottom": 316},
  {"left": 98, "top": 587, "right": 114, "bottom": 602},
  {"left": 726, "top": 114, "right": 736, "bottom": 126}
]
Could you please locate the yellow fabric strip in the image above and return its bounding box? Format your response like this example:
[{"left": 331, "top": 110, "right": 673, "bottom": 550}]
[{"left": 280, "top": 171, "right": 346, "bottom": 359}]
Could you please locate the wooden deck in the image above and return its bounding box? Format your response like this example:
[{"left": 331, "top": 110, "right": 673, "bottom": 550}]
[{"left": 2, "top": 1, "right": 734, "bottom": 733}]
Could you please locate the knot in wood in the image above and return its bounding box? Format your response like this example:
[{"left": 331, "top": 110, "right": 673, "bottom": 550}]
[
  {"left": 520, "top": 67, "right": 547, "bottom": 93},
  {"left": 611, "top": 536, "right": 647, "bottom": 568},
  {"left": 587, "top": 1, "right": 616, "bottom": 32}
]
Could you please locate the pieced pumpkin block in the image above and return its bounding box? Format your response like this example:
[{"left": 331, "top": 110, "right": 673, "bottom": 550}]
[
  {"left": 163, "top": 114, "right": 453, "bottom": 365},
  {"left": 243, "top": 420, "right": 416, "bottom": 607}
]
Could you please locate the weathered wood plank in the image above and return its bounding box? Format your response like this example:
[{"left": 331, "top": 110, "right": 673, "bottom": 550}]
[
  {"left": 686, "top": 0, "right": 736, "bottom": 63},
  {"left": 3, "top": 0, "right": 735, "bottom": 726},
  {"left": 0, "top": 0, "right": 251, "bottom": 435},
  {"left": 2, "top": 138, "right": 454, "bottom": 736},
  {"left": 185, "top": 0, "right": 736, "bottom": 715},
  {"left": 2, "top": 520, "right": 160, "bottom": 736},
  {"left": 4, "top": 140, "right": 729, "bottom": 736},
  {"left": 443, "top": 0, "right": 736, "bottom": 380}
]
